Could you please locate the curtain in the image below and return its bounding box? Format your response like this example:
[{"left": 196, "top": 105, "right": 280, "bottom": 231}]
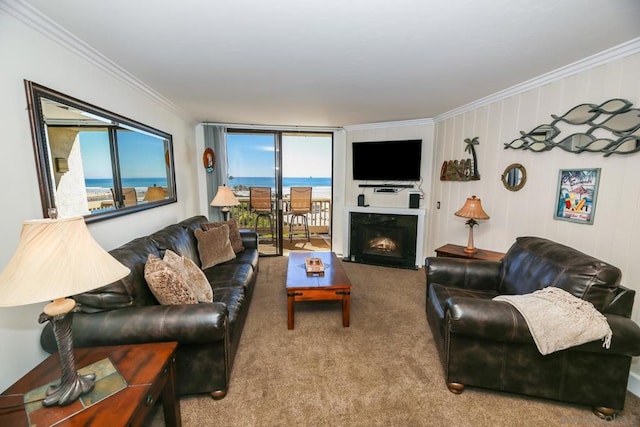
[{"left": 203, "top": 125, "right": 228, "bottom": 221}]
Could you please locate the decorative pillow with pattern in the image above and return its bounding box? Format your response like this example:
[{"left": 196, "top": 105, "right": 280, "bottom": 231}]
[
  {"left": 195, "top": 224, "right": 236, "bottom": 269},
  {"left": 163, "top": 249, "right": 213, "bottom": 303},
  {"left": 201, "top": 219, "right": 245, "bottom": 253},
  {"left": 144, "top": 254, "right": 198, "bottom": 305}
]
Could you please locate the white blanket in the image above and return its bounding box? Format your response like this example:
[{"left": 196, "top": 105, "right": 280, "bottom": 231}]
[{"left": 493, "top": 287, "right": 612, "bottom": 355}]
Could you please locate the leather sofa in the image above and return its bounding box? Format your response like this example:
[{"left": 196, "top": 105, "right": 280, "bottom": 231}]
[
  {"left": 425, "top": 236, "right": 640, "bottom": 419},
  {"left": 41, "top": 215, "right": 258, "bottom": 399}
]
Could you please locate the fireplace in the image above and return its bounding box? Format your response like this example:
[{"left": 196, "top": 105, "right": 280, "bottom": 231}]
[{"left": 348, "top": 212, "right": 418, "bottom": 269}]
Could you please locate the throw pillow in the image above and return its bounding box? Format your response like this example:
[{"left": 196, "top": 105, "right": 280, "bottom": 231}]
[
  {"left": 163, "top": 249, "right": 213, "bottom": 303},
  {"left": 144, "top": 254, "right": 198, "bottom": 305},
  {"left": 195, "top": 225, "right": 236, "bottom": 269},
  {"left": 202, "top": 219, "right": 245, "bottom": 253}
]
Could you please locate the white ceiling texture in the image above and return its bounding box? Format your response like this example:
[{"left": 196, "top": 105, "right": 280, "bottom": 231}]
[{"left": 18, "top": 0, "right": 640, "bottom": 126}]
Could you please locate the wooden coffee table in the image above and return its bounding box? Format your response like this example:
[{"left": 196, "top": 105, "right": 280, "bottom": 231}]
[
  {"left": 286, "top": 251, "right": 351, "bottom": 330},
  {"left": 0, "top": 342, "right": 181, "bottom": 427}
]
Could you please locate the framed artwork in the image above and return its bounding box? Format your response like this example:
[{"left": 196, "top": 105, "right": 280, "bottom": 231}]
[
  {"left": 554, "top": 168, "right": 601, "bottom": 224},
  {"left": 203, "top": 148, "right": 216, "bottom": 173}
]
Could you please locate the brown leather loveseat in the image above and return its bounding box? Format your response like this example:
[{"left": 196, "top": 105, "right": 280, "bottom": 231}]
[
  {"left": 41, "top": 215, "right": 258, "bottom": 399},
  {"left": 425, "top": 236, "right": 640, "bottom": 419}
]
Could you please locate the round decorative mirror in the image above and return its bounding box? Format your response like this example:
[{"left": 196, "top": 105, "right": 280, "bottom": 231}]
[{"left": 501, "top": 163, "right": 527, "bottom": 191}]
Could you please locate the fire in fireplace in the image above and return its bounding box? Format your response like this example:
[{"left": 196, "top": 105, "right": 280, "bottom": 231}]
[{"left": 349, "top": 212, "right": 418, "bottom": 269}]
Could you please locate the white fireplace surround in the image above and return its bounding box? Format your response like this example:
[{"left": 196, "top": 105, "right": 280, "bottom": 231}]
[{"left": 344, "top": 206, "right": 426, "bottom": 268}]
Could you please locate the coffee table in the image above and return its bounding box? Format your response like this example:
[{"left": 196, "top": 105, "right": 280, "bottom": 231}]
[
  {"left": 286, "top": 251, "right": 351, "bottom": 330},
  {"left": 0, "top": 342, "right": 181, "bottom": 427}
]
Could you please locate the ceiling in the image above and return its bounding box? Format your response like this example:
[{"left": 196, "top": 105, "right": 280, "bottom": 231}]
[{"left": 21, "top": 0, "right": 640, "bottom": 127}]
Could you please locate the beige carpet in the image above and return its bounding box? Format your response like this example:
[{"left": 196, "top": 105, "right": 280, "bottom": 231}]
[{"left": 150, "top": 257, "right": 640, "bottom": 426}]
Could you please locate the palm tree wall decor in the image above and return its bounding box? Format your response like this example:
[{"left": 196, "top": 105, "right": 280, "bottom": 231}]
[{"left": 439, "top": 137, "right": 481, "bottom": 181}]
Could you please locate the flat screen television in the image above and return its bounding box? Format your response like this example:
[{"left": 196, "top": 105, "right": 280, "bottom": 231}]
[{"left": 352, "top": 139, "right": 422, "bottom": 181}]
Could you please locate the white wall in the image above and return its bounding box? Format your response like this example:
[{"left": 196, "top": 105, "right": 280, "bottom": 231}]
[
  {"left": 338, "top": 50, "right": 640, "bottom": 390},
  {"left": 0, "top": 10, "right": 200, "bottom": 390},
  {"left": 429, "top": 52, "right": 640, "bottom": 380},
  {"left": 341, "top": 121, "right": 435, "bottom": 261}
]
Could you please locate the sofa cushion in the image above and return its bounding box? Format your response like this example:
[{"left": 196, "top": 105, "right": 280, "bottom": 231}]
[
  {"left": 163, "top": 249, "right": 213, "bottom": 303},
  {"left": 499, "top": 237, "right": 621, "bottom": 311},
  {"left": 222, "top": 248, "right": 259, "bottom": 271},
  {"left": 195, "top": 225, "right": 236, "bottom": 269},
  {"left": 202, "top": 219, "right": 245, "bottom": 253},
  {"left": 204, "top": 263, "right": 254, "bottom": 292},
  {"left": 144, "top": 254, "right": 198, "bottom": 305}
]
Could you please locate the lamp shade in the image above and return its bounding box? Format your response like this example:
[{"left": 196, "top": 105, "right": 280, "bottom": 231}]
[
  {"left": 454, "top": 196, "right": 490, "bottom": 220},
  {"left": 0, "top": 217, "right": 129, "bottom": 307},
  {"left": 143, "top": 186, "right": 167, "bottom": 202},
  {"left": 210, "top": 185, "right": 240, "bottom": 207}
]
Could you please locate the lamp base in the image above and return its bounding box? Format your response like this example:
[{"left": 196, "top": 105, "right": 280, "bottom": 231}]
[
  {"left": 464, "top": 225, "right": 478, "bottom": 255},
  {"left": 39, "top": 299, "right": 96, "bottom": 407}
]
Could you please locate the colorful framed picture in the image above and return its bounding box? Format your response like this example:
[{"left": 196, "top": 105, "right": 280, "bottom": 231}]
[{"left": 554, "top": 168, "right": 601, "bottom": 225}]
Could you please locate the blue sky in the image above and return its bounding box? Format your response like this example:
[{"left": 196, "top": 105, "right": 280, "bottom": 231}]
[
  {"left": 79, "top": 130, "right": 167, "bottom": 179},
  {"left": 79, "top": 130, "right": 331, "bottom": 180},
  {"left": 226, "top": 133, "right": 332, "bottom": 178}
]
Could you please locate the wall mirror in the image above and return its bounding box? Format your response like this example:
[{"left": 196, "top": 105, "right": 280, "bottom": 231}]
[
  {"left": 501, "top": 163, "right": 527, "bottom": 191},
  {"left": 25, "top": 81, "right": 177, "bottom": 223}
]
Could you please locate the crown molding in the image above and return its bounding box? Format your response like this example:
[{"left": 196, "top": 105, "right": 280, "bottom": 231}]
[
  {"left": 2, "top": 0, "right": 189, "bottom": 119},
  {"left": 202, "top": 122, "right": 342, "bottom": 132},
  {"left": 343, "top": 117, "right": 434, "bottom": 131},
  {"left": 434, "top": 37, "right": 640, "bottom": 122}
]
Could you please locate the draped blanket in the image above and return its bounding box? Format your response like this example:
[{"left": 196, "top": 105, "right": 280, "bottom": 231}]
[{"left": 493, "top": 287, "right": 612, "bottom": 355}]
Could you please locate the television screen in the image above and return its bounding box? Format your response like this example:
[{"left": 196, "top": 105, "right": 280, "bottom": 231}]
[{"left": 352, "top": 139, "right": 422, "bottom": 181}]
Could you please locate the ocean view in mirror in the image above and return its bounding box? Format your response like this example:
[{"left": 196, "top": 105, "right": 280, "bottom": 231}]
[
  {"left": 86, "top": 178, "right": 168, "bottom": 189},
  {"left": 85, "top": 178, "right": 169, "bottom": 207}
]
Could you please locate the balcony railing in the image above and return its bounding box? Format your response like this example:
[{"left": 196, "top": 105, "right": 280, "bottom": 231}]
[{"left": 231, "top": 197, "right": 331, "bottom": 236}]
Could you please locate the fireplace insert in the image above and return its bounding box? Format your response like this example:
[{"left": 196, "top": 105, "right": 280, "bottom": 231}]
[{"left": 348, "top": 212, "right": 418, "bottom": 269}]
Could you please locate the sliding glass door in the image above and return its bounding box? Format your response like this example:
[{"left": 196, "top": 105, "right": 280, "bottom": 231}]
[
  {"left": 226, "top": 131, "right": 283, "bottom": 255},
  {"left": 226, "top": 130, "right": 333, "bottom": 256}
]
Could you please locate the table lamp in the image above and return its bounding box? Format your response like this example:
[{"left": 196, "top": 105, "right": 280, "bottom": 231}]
[
  {"left": 210, "top": 185, "right": 240, "bottom": 221},
  {"left": 0, "top": 215, "right": 129, "bottom": 406},
  {"left": 143, "top": 185, "right": 167, "bottom": 202},
  {"left": 454, "top": 195, "right": 490, "bottom": 254}
]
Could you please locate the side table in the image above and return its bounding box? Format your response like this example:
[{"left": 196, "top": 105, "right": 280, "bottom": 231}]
[
  {"left": 435, "top": 243, "right": 505, "bottom": 262},
  {"left": 0, "top": 342, "right": 181, "bottom": 427}
]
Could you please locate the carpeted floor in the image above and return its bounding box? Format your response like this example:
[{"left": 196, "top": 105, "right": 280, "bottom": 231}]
[{"left": 150, "top": 256, "right": 640, "bottom": 426}]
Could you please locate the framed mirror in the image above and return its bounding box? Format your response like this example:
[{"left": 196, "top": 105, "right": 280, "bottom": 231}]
[
  {"left": 25, "top": 81, "right": 177, "bottom": 223},
  {"left": 501, "top": 163, "right": 527, "bottom": 191}
]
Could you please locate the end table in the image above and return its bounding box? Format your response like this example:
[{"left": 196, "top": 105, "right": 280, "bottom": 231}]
[
  {"left": 435, "top": 243, "right": 505, "bottom": 262},
  {"left": 0, "top": 342, "right": 181, "bottom": 427}
]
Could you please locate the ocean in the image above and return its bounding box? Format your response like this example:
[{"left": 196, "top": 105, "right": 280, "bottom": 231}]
[
  {"left": 85, "top": 177, "right": 168, "bottom": 189},
  {"left": 229, "top": 176, "right": 332, "bottom": 198},
  {"left": 85, "top": 176, "right": 333, "bottom": 198}
]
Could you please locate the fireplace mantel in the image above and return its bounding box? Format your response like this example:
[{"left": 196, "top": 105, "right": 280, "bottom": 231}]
[{"left": 344, "top": 206, "right": 426, "bottom": 268}]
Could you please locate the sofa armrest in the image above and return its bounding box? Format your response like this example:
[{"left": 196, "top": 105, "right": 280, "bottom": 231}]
[
  {"left": 41, "top": 303, "right": 229, "bottom": 354},
  {"left": 425, "top": 257, "right": 501, "bottom": 294},
  {"left": 446, "top": 297, "right": 532, "bottom": 342},
  {"left": 573, "top": 314, "right": 640, "bottom": 356},
  {"left": 240, "top": 230, "right": 258, "bottom": 250},
  {"left": 446, "top": 298, "right": 640, "bottom": 356}
]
